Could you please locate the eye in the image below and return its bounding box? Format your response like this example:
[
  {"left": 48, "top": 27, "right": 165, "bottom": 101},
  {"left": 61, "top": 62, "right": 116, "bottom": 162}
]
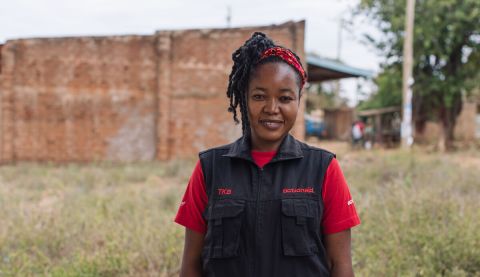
[
  {"left": 279, "top": 96, "right": 294, "bottom": 103},
  {"left": 252, "top": 94, "right": 265, "bottom": 101}
]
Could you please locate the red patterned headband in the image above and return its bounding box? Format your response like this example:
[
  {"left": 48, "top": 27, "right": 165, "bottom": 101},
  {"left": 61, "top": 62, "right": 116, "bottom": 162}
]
[{"left": 259, "top": 46, "right": 307, "bottom": 89}]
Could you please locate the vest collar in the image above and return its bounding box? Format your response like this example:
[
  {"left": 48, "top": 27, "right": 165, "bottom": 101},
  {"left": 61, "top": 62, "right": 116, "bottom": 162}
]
[{"left": 223, "top": 133, "right": 304, "bottom": 162}]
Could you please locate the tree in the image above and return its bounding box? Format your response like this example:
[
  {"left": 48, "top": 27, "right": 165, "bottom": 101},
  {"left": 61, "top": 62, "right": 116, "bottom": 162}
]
[
  {"left": 355, "top": 0, "right": 480, "bottom": 150},
  {"left": 357, "top": 65, "right": 402, "bottom": 111}
]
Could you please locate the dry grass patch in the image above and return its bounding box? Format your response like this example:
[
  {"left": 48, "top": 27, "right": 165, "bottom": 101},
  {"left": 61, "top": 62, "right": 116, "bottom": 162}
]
[{"left": 1, "top": 146, "right": 479, "bottom": 276}]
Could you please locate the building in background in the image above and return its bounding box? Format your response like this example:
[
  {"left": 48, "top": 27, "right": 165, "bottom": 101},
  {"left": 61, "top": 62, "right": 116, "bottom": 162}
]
[
  {"left": 0, "top": 21, "right": 305, "bottom": 163},
  {"left": 415, "top": 94, "right": 480, "bottom": 145},
  {"left": 305, "top": 54, "right": 373, "bottom": 140},
  {"left": 0, "top": 20, "right": 383, "bottom": 163}
]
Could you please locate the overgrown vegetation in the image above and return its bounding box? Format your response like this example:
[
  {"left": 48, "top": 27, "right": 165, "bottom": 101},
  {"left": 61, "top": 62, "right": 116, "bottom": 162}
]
[
  {"left": 0, "top": 160, "right": 194, "bottom": 277},
  {"left": 357, "top": 65, "right": 402, "bottom": 111},
  {"left": 1, "top": 147, "right": 479, "bottom": 276},
  {"left": 354, "top": 0, "right": 480, "bottom": 149},
  {"left": 343, "top": 148, "right": 480, "bottom": 276}
]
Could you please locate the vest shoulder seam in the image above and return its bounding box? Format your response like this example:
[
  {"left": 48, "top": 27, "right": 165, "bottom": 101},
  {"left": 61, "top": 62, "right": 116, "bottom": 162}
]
[
  {"left": 199, "top": 142, "right": 234, "bottom": 157},
  {"left": 298, "top": 142, "right": 336, "bottom": 157}
]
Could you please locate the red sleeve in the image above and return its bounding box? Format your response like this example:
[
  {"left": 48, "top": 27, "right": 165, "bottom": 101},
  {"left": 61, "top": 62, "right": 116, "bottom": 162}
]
[
  {"left": 321, "top": 158, "right": 360, "bottom": 234},
  {"left": 174, "top": 160, "right": 208, "bottom": 234}
]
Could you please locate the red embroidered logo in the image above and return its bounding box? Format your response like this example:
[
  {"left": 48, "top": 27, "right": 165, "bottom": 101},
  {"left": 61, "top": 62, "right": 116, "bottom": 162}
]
[
  {"left": 282, "top": 187, "right": 314, "bottom": 194},
  {"left": 217, "top": 188, "right": 232, "bottom": 195}
]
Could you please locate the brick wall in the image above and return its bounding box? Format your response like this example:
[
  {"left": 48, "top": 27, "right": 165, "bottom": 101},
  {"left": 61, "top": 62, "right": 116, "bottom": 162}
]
[
  {"left": 156, "top": 21, "right": 306, "bottom": 160},
  {"left": 454, "top": 101, "right": 477, "bottom": 141},
  {"left": 0, "top": 36, "right": 157, "bottom": 162},
  {"left": 415, "top": 100, "right": 479, "bottom": 143},
  {"left": 0, "top": 21, "right": 306, "bottom": 163}
]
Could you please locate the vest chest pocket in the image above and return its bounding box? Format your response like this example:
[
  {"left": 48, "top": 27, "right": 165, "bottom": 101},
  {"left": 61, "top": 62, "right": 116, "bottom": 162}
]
[
  {"left": 205, "top": 199, "right": 245, "bottom": 258},
  {"left": 281, "top": 198, "right": 320, "bottom": 256}
]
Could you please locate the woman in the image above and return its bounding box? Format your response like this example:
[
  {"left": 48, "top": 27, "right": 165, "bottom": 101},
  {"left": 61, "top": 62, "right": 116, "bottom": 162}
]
[{"left": 175, "top": 32, "right": 360, "bottom": 277}]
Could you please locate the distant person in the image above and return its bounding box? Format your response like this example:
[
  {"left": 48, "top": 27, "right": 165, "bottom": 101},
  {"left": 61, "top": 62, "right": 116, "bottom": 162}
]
[
  {"left": 351, "top": 120, "right": 364, "bottom": 149},
  {"left": 175, "top": 32, "right": 360, "bottom": 277}
]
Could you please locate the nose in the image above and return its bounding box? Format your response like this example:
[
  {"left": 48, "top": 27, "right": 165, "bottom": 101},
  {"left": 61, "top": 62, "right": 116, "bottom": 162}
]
[{"left": 263, "top": 98, "right": 279, "bottom": 114}]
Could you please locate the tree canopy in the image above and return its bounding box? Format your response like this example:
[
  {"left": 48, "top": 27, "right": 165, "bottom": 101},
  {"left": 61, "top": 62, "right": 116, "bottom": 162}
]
[{"left": 355, "top": 0, "right": 480, "bottom": 148}]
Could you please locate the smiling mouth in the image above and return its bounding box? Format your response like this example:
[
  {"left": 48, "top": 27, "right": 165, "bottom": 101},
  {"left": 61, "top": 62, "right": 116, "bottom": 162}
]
[{"left": 259, "top": 119, "right": 284, "bottom": 130}]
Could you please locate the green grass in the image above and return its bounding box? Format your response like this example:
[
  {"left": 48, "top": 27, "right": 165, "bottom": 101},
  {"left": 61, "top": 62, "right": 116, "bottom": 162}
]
[
  {"left": 0, "top": 160, "right": 194, "bottom": 277},
  {"left": 0, "top": 147, "right": 479, "bottom": 276},
  {"left": 343, "top": 148, "right": 480, "bottom": 276}
]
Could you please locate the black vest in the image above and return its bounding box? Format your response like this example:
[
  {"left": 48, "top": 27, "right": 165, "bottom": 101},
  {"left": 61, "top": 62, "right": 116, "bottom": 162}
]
[{"left": 199, "top": 134, "right": 335, "bottom": 277}]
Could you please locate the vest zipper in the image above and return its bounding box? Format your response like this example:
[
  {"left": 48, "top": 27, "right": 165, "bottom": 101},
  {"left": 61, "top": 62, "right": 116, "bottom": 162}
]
[{"left": 253, "top": 165, "right": 263, "bottom": 275}]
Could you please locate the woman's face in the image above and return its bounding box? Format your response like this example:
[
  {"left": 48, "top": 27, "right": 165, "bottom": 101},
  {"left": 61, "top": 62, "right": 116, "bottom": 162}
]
[{"left": 247, "top": 62, "right": 300, "bottom": 151}]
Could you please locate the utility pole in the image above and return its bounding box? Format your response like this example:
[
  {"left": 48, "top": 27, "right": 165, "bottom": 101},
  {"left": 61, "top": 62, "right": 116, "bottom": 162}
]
[{"left": 401, "top": 0, "right": 416, "bottom": 148}]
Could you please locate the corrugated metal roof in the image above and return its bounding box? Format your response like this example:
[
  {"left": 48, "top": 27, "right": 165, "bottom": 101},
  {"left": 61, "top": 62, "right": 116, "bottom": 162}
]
[{"left": 306, "top": 53, "right": 374, "bottom": 82}]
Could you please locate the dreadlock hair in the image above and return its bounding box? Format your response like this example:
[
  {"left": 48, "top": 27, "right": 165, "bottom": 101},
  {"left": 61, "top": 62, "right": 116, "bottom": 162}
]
[{"left": 226, "top": 32, "right": 306, "bottom": 135}]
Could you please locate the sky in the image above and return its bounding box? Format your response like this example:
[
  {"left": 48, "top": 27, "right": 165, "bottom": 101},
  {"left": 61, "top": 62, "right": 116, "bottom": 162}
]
[{"left": 0, "top": 0, "right": 382, "bottom": 105}]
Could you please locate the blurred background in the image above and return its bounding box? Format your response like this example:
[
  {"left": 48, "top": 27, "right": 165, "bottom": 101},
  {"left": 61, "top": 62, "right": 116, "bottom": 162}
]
[{"left": 0, "top": 0, "right": 479, "bottom": 276}]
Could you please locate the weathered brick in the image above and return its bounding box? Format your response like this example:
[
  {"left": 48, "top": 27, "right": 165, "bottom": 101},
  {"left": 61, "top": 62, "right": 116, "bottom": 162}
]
[{"left": 0, "top": 21, "right": 306, "bottom": 163}]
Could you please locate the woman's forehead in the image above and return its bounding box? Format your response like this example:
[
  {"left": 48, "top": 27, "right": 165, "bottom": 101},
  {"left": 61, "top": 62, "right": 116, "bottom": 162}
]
[{"left": 250, "top": 62, "right": 301, "bottom": 87}]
